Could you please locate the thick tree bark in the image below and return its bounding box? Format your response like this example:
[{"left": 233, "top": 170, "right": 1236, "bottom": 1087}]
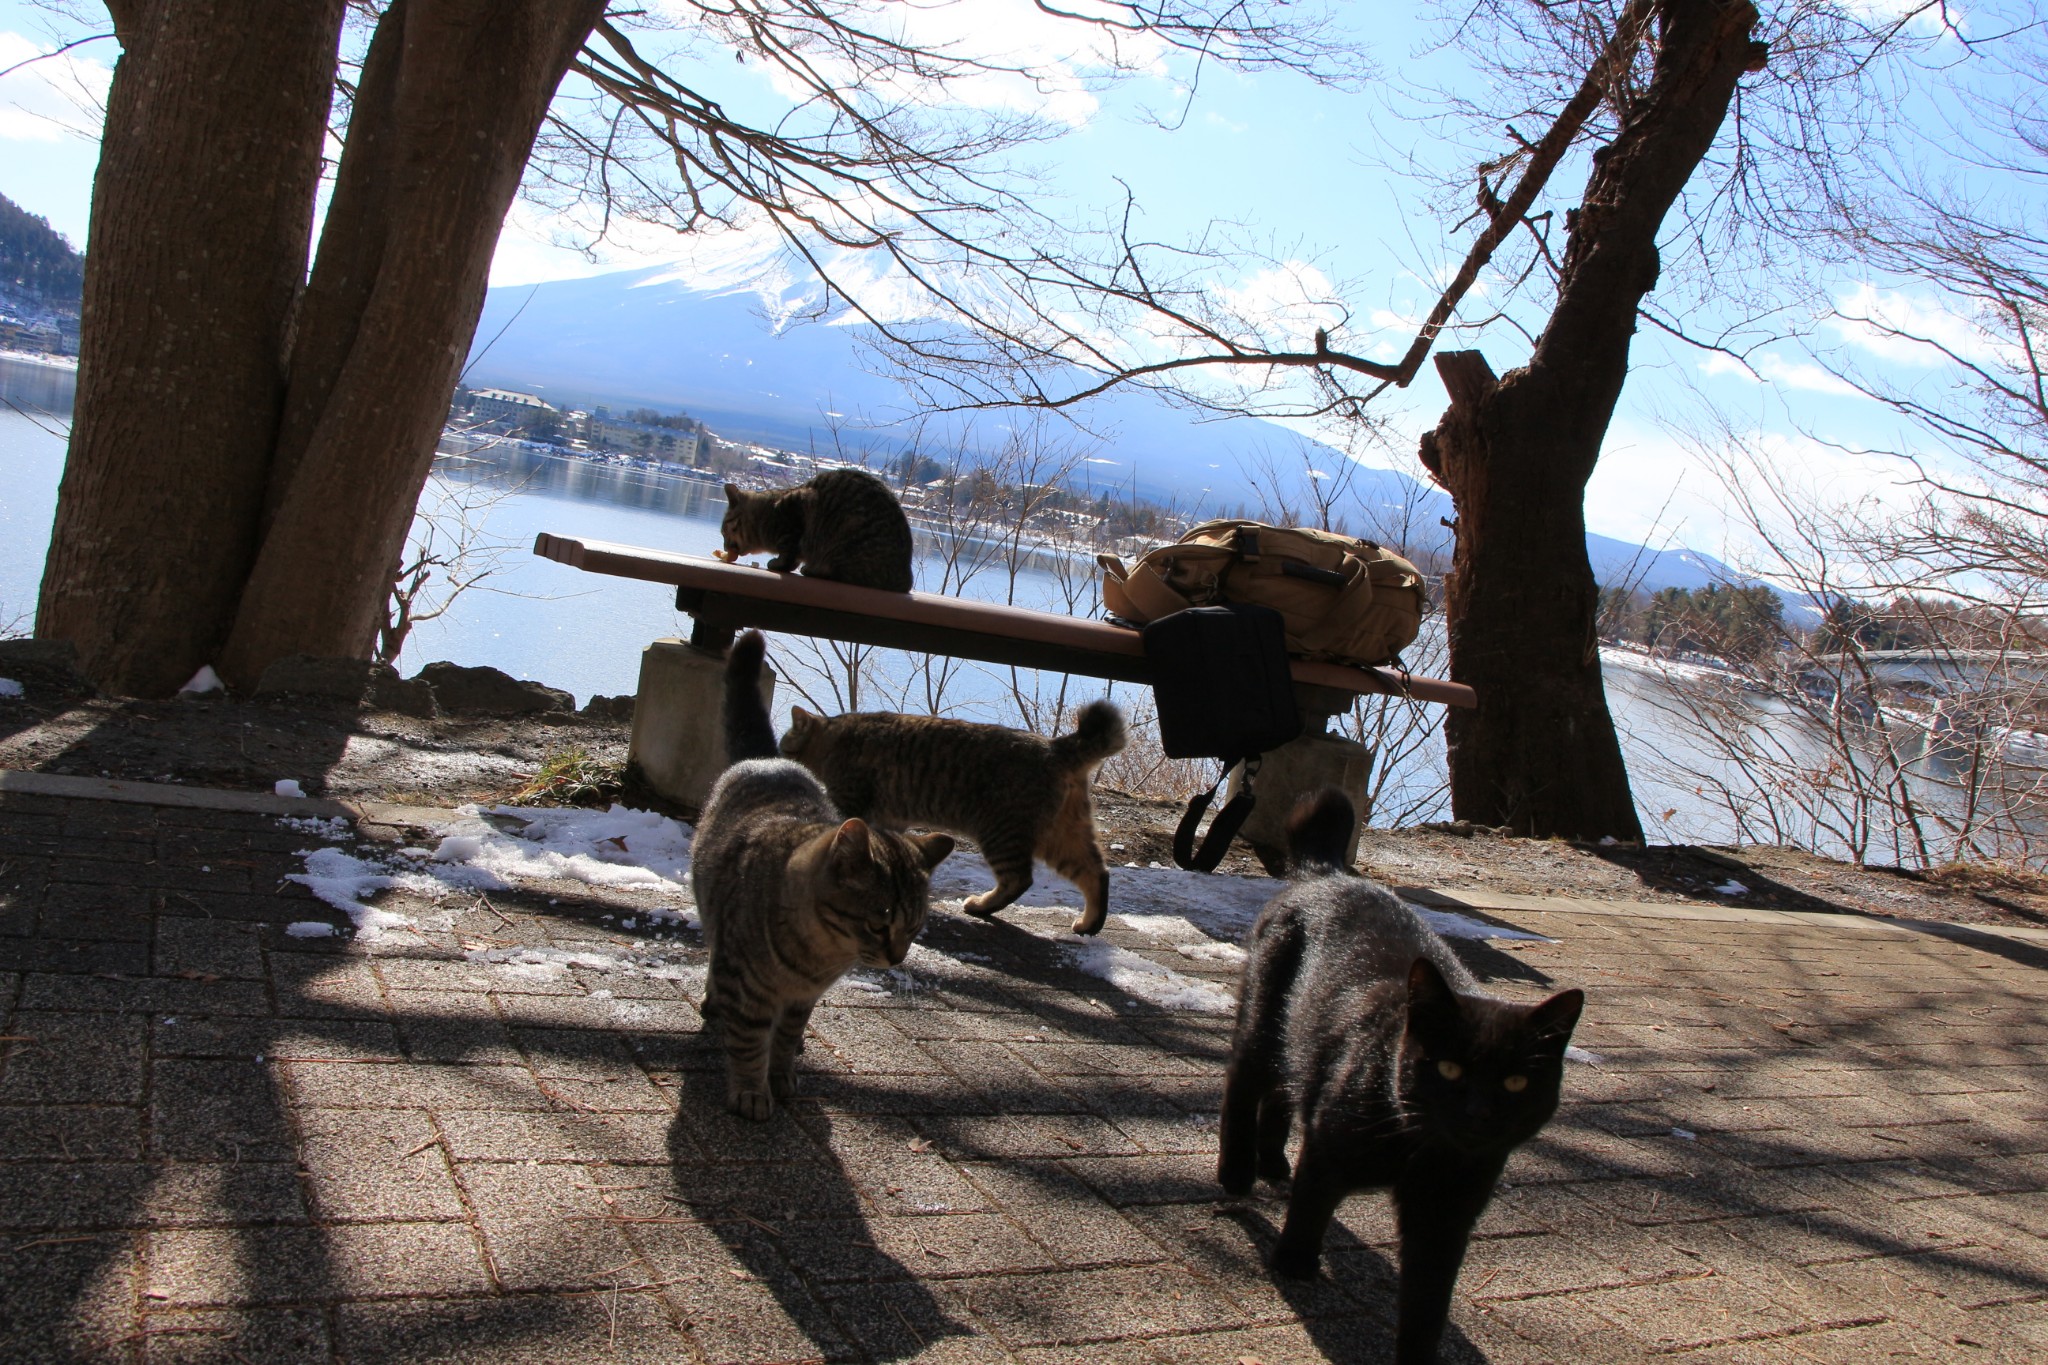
[
  {"left": 1418, "top": 0, "right": 1764, "bottom": 839},
  {"left": 218, "top": 0, "right": 605, "bottom": 685},
  {"left": 36, "top": 0, "right": 346, "bottom": 695}
]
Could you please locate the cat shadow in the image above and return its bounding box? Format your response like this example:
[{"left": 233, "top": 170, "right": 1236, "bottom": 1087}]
[
  {"left": 665, "top": 1062, "right": 973, "bottom": 1361},
  {"left": 1213, "top": 1201, "right": 1494, "bottom": 1364}
]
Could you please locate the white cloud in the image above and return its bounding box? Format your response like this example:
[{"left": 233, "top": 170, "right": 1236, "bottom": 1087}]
[
  {"left": 1699, "top": 349, "right": 1865, "bottom": 398},
  {"left": 1828, "top": 282, "right": 2001, "bottom": 368},
  {"left": 650, "top": 0, "right": 1170, "bottom": 131},
  {"left": 0, "top": 31, "right": 111, "bottom": 143},
  {"left": 1213, "top": 260, "right": 1346, "bottom": 340}
]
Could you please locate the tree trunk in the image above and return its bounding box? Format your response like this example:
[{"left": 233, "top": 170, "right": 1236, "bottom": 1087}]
[
  {"left": 36, "top": 0, "right": 346, "bottom": 695},
  {"left": 1418, "top": 0, "right": 1763, "bottom": 839},
  {"left": 218, "top": 0, "right": 604, "bottom": 685}
]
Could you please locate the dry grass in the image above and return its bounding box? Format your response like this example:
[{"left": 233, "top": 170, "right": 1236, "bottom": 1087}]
[{"left": 507, "top": 748, "right": 625, "bottom": 808}]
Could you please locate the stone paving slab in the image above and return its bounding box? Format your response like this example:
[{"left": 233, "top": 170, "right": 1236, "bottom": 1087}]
[{"left": 2, "top": 780, "right": 2046, "bottom": 1362}]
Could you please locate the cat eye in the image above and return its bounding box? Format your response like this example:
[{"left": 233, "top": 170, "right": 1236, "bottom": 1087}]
[
  {"left": 1436, "top": 1060, "right": 1463, "bottom": 1081},
  {"left": 1503, "top": 1074, "right": 1529, "bottom": 1093}
]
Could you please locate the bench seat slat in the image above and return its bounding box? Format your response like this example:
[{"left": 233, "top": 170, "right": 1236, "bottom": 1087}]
[{"left": 534, "top": 532, "right": 1474, "bottom": 707}]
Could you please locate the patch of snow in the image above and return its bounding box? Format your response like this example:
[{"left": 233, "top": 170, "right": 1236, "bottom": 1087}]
[
  {"left": 0, "top": 677, "right": 22, "bottom": 699},
  {"left": 1671, "top": 1127, "right": 1697, "bottom": 1141},
  {"left": 1711, "top": 880, "right": 1748, "bottom": 896},
  {"left": 284, "top": 921, "right": 338, "bottom": 938},
  {"left": 274, "top": 779, "right": 305, "bottom": 799},
  {"left": 1565, "top": 1046, "right": 1604, "bottom": 1066},
  {"left": 464, "top": 944, "right": 625, "bottom": 979},
  {"left": 426, "top": 804, "right": 695, "bottom": 912},
  {"left": 284, "top": 847, "right": 435, "bottom": 941},
  {"left": 178, "top": 665, "right": 224, "bottom": 696},
  {"left": 1113, "top": 912, "right": 1249, "bottom": 965},
  {"left": 1415, "top": 907, "right": 1551, "bottom": 943},
  {"left": 1058, "top": 936, "right": 1238, "bottom": 1014},
  {"left": 277, "top": 814, "right": 351, "bottom": 840}
]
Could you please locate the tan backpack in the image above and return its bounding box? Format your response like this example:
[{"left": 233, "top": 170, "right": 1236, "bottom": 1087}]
[{"left": 1098, "top": 520, "right": 1426, "bottom": 667}]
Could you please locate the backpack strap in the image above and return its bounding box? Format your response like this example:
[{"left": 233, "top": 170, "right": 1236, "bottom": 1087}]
[
  {"left": 1291, "top": 550, "right": 1380, "bottom": 656},
  {"left": 1112, "top": 557, "right": 1197, "bottom": 624},
  {"left": 1172, "top": 758, "right": 1259, "bottom": 873}
]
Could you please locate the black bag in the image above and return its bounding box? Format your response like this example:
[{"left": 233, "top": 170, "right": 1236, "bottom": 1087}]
[{"left": 1141, "top": 604, "right": 1301, "bottom": 872}]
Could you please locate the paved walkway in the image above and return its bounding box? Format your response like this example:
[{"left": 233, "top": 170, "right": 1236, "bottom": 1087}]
[{"left": 2, "top": 775, "right": 2046, "bottom": 1363}]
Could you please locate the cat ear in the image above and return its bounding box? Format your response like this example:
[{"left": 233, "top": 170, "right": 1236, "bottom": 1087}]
[
  {"left": 1406, "top": 957, "right": 1462, "bottom": 1039},
  {"left": 723, "top": 482, "right": 746, "bottom": 503},
  {"left": 830, "top": 818, "right": 871, "bottom": 869},
  {"left": 910, "top": 832, "right": 955, "bottom": 870},
  {"left": 1525, "top": 988, "right": 1585, "bottom": 1047},
  {"left": 790, "top": 707, "right": 819, "bottom": 730},
  {"left": 1408, "top": 957, "right": 1453, "bottom": 1008}
]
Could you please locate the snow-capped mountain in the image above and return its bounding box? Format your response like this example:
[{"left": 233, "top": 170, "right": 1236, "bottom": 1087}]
[{"left": 464, "top": 265, "right": 1754, "bottom": 595}]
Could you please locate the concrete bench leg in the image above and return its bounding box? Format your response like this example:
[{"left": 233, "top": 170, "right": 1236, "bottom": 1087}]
[
  {"left": 627, "top": 638, "right": 776, "bottom": 812},
  {"left": 1225, "top": 686, "right": 1372, "bottom": 875}
]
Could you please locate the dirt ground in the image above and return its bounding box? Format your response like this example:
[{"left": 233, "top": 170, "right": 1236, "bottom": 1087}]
[{"left": 3, "top": 689, "right": 2044, "bottom": 935}]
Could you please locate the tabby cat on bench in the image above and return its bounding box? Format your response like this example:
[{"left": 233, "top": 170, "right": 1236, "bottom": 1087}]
[
  {"left": 1220, "top": 789, "right": 1584, "bottom": 1363},
  {"left": 779, "top": 701, "right": 1127, "bottom": 936},
  {"left": 716, "top": 467, "right": 914, "bottom": 592},
  {"left": 690, "top": 631, "right": 954, "bottom": 1120}
]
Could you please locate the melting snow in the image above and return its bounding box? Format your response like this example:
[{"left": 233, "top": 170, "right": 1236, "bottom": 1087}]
[
  {"left": 0, "top": 677, "right": 22, "bottom": 699},
  {"left": 274, "top": 779, "right": 305, "bottom": 799},
  {"left": 282, "top": 802, "right": 1552, "bottom": 1010},
  {"left": 178, "top": 665, "right": 224, "bottom": 696},
  {"left": 284, "top": 847, "right": 437, "bottom": 941}
]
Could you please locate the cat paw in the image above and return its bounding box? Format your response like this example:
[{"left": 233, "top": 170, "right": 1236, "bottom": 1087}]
[
  {"left": 961, "top": 895, "right": 1001, "bottom": 919},
  {"left": 769, "top": 1070, "right": 797, "bottom": 1100},
  {"left": 1257, "top": 1153, "right": 1293, "bottom": 1184},
  {"left": 766, "top": 556, "right": 797, "bottom": 573},
  {"left": 1217, "top": 1161, "right": 1255, "bottom": 1199},
  {"left": 728, "top": 1088, "right": 775, "bottom": 1122},
  {"left": 1069, "top": 907, "right": 1107, "bottom": 936},
  {"left": 1269, "top": 1244, "right": 1322, "bottom": 1280}
]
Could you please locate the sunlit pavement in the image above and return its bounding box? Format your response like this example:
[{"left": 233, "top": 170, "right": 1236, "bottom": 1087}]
[{"left": 3, "top": 776, "right": 2045, "bottom": 1363}]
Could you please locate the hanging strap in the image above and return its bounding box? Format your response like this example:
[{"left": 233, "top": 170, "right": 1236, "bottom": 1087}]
[
  {"left": 1172, "top": 757, "right": 1260, "bottom": 873},
  {"left": 1291, "top": 551, "right": 1381, "bottom": 656}
]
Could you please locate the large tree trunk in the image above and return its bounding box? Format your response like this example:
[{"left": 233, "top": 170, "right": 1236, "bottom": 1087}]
[
  {"left": 1418, "top": 0, "right": 1763, "bottom": 839},
  {"left": 36, "top": 0, "right": 347, "bottom": 696},
  {"left": 218, "top": 0, "right": 604, "bottom": 685}
]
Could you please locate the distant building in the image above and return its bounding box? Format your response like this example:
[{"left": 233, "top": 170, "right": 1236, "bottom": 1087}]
[
  {"left": 578, "top": 408, "right": 706, "bottom": 467},
  {"left": 469, "top": 388, "right": 557, "bottom": 422}
]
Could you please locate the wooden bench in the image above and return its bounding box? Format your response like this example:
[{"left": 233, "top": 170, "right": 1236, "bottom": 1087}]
[{"left": 532, "top": 533, "right": 1473, "bottom": 862}]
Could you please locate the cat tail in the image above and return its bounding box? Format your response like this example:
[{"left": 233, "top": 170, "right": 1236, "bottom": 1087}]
[
  {"left": 722, "top": 630, "right": 779, "bottom": 763},
  {"left": 1049, "top": 700, "right": 1128, "bottom": 768},
  {"left": 1285, "top": 788, "right": 1357, "bottom": 875}
]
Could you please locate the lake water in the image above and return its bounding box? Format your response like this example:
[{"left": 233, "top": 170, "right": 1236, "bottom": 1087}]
[{"left": 4, "top": 353, "right": 2034, "bottom": 860}]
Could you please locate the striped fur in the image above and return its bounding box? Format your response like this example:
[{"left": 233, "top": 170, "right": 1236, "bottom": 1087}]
[
  {"left": 719, "top": 468, "right": 914, "bottom": 591},
  {"left": 692, "top": 633, "right": 953, "bottom": 1120},
  {"left": 779, "top": 700, "right": 1127, "bottom": 935}
]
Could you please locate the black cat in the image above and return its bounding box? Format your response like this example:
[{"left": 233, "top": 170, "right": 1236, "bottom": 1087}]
[{"left": 1219, "top": 788, "right": 1584, "bottom": 1363}]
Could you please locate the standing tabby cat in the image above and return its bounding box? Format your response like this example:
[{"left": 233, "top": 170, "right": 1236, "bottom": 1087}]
[
  {"left": 779, "top": 701, "right": 1126, "bottom": 935},
  {"left": 716, "top": 467, "right": 915, "bottom": 592},
  {"left": 1220, "top": 789, "right": 1584, "bottom": 1363},
  {"left": 690, "top": 631, "right": 953, "bottom": 1120}
]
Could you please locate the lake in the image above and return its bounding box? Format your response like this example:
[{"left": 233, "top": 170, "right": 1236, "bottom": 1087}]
[{"left": 5, "top": 353, "right": 2032, "bottom": 860}]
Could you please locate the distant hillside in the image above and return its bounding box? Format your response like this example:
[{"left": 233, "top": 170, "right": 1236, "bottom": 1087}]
[
  {"left": 465, "top": 265, "right": 1768, "bottom": 600},
  {"left": 0, "top": 193, "right": 83, "bottom": 302}
]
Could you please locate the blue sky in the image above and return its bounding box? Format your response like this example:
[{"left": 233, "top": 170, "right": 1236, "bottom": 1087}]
[{"left": 0, "top": 1, "right": 2005, "bottom": 567}]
